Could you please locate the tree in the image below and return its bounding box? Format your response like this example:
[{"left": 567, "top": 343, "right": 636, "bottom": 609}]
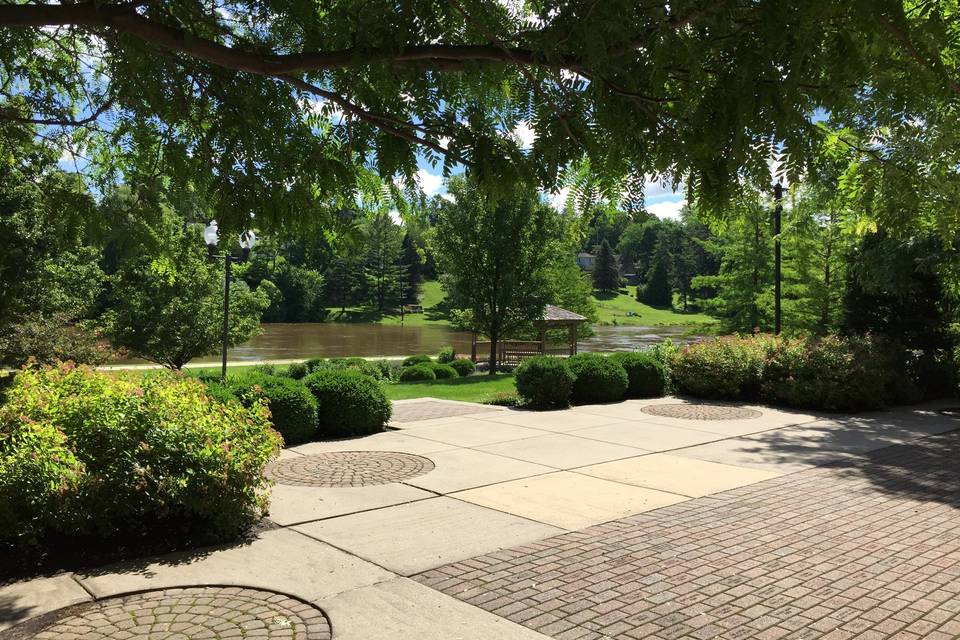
[
  {"left": 324, "top": 255, "right": 363, "bottom": 314},
  {"left": 618, "top": 220, "right": 661, "bottom": 279},
  {"left": 638, "top": 241, "right": 674, "bottom": 308},
  {"left": 9, "top": 3, "right": 960, "bottom": 233},
  {"left": 693, "top": 190, "right": 773, "bottom": 332},
  {"left": 399, "top": 233, "right": 423, "bottom": 305},
  {"left": 434, "top": 177, "right": 551, "bottom": 374},
  {"left": 592, "top": 239, "right": 620, "bottom": 293},
  {"left": 362, "top": 212, "right": 404, "bottom": 312},
  {"left": 107, "top": 221, "right": 269, "bottom": 370}
]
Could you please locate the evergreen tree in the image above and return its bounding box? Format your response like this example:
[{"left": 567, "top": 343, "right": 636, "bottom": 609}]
[
  {"left": 693, "top": 190, "right": 773, "bottom": 332},
  {"left": 592, "top": 239, "right": 620, "bottom": 293},
  {"left": 324, "top": 255, "right": 362, "bottom": 313},
  {"left": 637, "top": 240, "right": 673, "bottom": 307},
  {"left": 362, "top": 212, "right": 404, "bottom": 312},
  {"left": 399, "top": 233, "right": 422, "bottom": 304}
]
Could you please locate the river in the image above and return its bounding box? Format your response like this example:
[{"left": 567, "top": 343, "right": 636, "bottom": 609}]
[{"left": 172, "top": 323, "right": 703, "bottom": 364}]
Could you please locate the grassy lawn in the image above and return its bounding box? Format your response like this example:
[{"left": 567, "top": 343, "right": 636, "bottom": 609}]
[
  {"left": 326, "top": 280, "right": 452, "bottom": 327},
  {"left": 593, "top": 288, "right": 717, "bottom": 327},
  {"left": 385, "top": 373, "right": 515, "bottom": 402}
]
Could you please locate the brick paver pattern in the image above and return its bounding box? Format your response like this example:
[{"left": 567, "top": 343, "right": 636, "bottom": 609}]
[
  {"left": 391, "top": 400, "right": 503, "bottom": 423},
  {"left": 29, "top": 586, "right": 331, "bottom": 639},
  {"left": 266, "top": 451, "right": 435, "bottom": 487},
  {"left": 416, "top": 431, "right": 960, "bottom": 640},
  {"left": 641, "top": 403, "right": 763, "bottom": 421}
]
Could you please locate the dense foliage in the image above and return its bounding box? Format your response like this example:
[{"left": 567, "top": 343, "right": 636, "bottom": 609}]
[
  {"left": 215, "top": 372, "right": 318, "bottom": 445},
  {"left": 669, "top": 334, "right": 950, "bottom": 411},
  {"left": 402, "top": 355, "right": 433, "bottom": 367},
  {"left": 430, "top": 363, "right": 459, "bottom": 380},
  {"left": 303, "top": 370, "right": 391, "bottom": 437},
  {"left": 0, "top": 364, "right": 280, "bottom": 551},
  {"left": 399, "top": 364, "right": 437, "bottom": 382},
  {"left": 566, "top": 353, "right": 629, "bottom": 404},
  {"left": 449, "top": 358, "right": 476, "bottom": 377},
  {"left": 610, "top": 352, "right": 667, "bottom": 398},
  {"left": 435, "top": 177, "right": 551, "bottom": 373},
  {"left": 514, "top": 356, "right": 576, "bottom": 408}
]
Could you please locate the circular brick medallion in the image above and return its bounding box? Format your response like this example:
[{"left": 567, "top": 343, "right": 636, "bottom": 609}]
[
  {"left": 28, "top": 586, "right": 331, "bottom": 640},
  {"left": 266, "top": 450, "right": 435, "bottom": 487},
  {"left": 641, "top": 403, "right": 762, "bottom": 421}
]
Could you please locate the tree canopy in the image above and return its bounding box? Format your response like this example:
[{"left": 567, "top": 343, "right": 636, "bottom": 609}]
[{"left": 5, "top": 1, "right": 960, "bottom": 233}]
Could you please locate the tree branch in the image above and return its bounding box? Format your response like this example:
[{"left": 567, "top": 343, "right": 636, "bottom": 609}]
[{"left": 0, "top": 97, "right": 115, "bottom": 126}]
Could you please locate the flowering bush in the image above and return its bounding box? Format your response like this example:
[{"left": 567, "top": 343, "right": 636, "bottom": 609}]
[
  {"left": 670, "top": 336, "right": 770, "bottom": 400},
  {"left": 0, "top": 363, "right": 281, "bottom": 550}
]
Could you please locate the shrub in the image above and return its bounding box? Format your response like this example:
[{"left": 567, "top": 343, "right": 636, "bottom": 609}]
[
  {"left": 285, "top": 362, "right": 309, "bottom": 380},
  {"left": 402, "top": 354, "right": 432, "bottom": 367},
  {"left": 610, "top": 352, "right": 666, "bottom": 398},
  {"left": 399, "top": 364, "right": 436, "bottom": 382},
  {"left": 514, "top": 356, "right": 575, "bottom": 408},
  {"left": 304, "top": 358, "right": 324, "bottom": 372},
  {"left": 252, "top": 363, "right": 276, "bottom": 376},
  {"left": 670, "top": 336, "right": 769, "bottom": 400},
  {"left": 567, "top": 353, "right": 629, "bottom": 403},
  {"left": 761, "top": 335, "right": 897, "bottom": 411},
  {"left": 303, "top": 370, "right": 391, "bottom": 437},
  {"left": 911, "top": 350, "right": 957, "bottom": 400},
  {"left": 437, "top": 346, "right": 457, "bottom": 364},
  {"left": 482, "top": 391, "right": 522, "bottom": 406},
  {"left": 431, "top": 363, "right": 459, "bottom": 379},
  {"left": 225, "top": 372, "right": 318, "bottom": 445},
  {"left": 0, "top": 313, "right": 114, "bottom": 367},
  {"left": 0, "top": 364, "right": 280, "bottom": 549},
  {"left": 450, "top": 358, "right": 476, "bottom": 377},
  {"left": 310, "top": 357, "right": 386, "bottom": 380}
]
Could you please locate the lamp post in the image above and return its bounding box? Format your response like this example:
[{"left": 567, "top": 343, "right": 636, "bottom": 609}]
[
  {"left": 772, "top": 182, "right": 783, "bottom": 335},
  {"left": 203, "top": 220, "right": 258, "bottom": 379}
]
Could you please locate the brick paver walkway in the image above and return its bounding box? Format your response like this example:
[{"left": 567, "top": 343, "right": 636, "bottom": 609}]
[
  {"left": 416, "top": 431, "right": 960, "bottom": 639},
  {"left": 641, "top": 403, "right": 763, "bottom": 421},
  {"left": 266, "top": 451, "right": 435, "bottom": 487},
  {"left": 390, "top": 399, "right": 503, "bottom": 423},
  {"left": 16, "top": 587, "right": 331, "bottom": 639}
]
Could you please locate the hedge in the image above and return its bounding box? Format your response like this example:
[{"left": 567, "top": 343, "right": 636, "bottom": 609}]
[
  {"left": 0, "top": 364, "right": 280, "bottom": 550},
  {"left": 303, "top": 370, "right": 391, "bottom": 437},
  {"left": 514, "top": 356, "right": 575, "bottom": 408},
  {"left": 566, "top": 353, "right": 629, "bottom": 404},
  {"left": 610, "top": 352, "right": 666, "bottom": 398}
]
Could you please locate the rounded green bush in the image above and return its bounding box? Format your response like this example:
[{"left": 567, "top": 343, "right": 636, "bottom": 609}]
[
  {"left": 567, "top": 353, "right": 628, "bottom": 404},
  {"left": 285, "top": 362, "right": 309, "bottom": 380},
  {"left": 0, "top": 364, "right": 280, "bottom": 550},
  {"left": 227, "top": 373, "right": 318, "bottom": 445},
  {"left": 670, "top": 337, "right": 768, "bottom": 400},
  {"left": 431, "top": 363, "right": 459, "bottom": 379},
  {"left": 610, "top": 352, "right": 666, "bottom": 398},
  {"left": 437, "top": 346, "right": 456, "bottom": 364},
  {"left": 514, "top": 356, "right": 575, "bottom": 408},
  {"left": 402, "top": 354, "right": 432, "bottom": 367},
  {"left": 399, "top": 364, "right": 436, "bottom": 382},
  {"left": 303, "top": 370, "right": 391, "bottom": 437},
  {"left": 304, "top": 358, "right": 324, "bottom": 372},
  {"left": 449, "top": 358, "right": 476, "bottom": 377}
]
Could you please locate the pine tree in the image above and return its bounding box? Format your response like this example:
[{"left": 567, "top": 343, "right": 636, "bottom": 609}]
[
  {"left": 399, "top": 232, "right": 422, "bottom": 304},
  {"left": 592, "top": 238, "right": 620, "bottom": 293},
  {"left": 638, "top": 240, "right": 673, "bottom": 307}
]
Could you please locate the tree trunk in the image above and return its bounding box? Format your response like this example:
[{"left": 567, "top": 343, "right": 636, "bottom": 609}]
[
  {"left": 820, "top": 240, "right": 833, "bottom": 332},
  {"left": 488, "top": 329, "right": 498, "bottom": 375}
]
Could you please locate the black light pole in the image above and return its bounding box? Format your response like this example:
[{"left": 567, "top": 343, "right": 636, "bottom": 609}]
[
  {"left": 204, "top": 221, "right": 257, "bottom": 379},
  {"left": 773, "top": 182, "right": 783, "bottom": 335}
]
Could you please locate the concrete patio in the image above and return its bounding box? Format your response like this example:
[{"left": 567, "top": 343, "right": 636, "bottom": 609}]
[{"left": 2, "top": 397, "right": 959, "bottom": 639}]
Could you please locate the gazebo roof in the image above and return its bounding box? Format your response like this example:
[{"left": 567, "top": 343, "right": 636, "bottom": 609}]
[{"left": 537, "top": 304, "right": 588, "bottom": 325}]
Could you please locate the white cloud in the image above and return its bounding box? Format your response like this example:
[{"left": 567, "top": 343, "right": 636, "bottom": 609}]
[
  {"left": 416, "top": 168, "right": 444, "bottom": 196},
  {"left": 440, "top": 192, "right": 456, "bottom": 203},
  {"left": 438, "top": 136, "right": 451, "bottom": 150},
  {"left": 647, "top": 198, "right": 687, "bottom": 220},
  {"left": 644, "top": 174, "right": 681, "bottom": 199},
  {"left": 511, "top": 121, "right": 536, "bottom": 150},
  {"left": 303, "top": 97, "right": 344, "bottom": 123},
  {"left": 768, "top": 156, "right": 790, "bottom": 187},
  {"left": 549, "top": 186, "right": 571, "bottom": 211},
  {"left": 388, "top": 208, "right": 402, "bottom": 223}
]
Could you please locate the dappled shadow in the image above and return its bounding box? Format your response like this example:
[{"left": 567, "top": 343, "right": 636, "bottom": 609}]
[
  {"left": 729, "top": 405, "right": 960, "bottom": 507},
  {"left": 0, "top": 595, "right": 35, "bottom": 634},
  {"left": 1, "top": 519, "right": 272, "bottom": 585}
]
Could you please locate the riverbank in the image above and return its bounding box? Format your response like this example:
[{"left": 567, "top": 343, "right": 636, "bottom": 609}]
[
  {"left": 594, "top": 288, "right": 717, "bottom": 327},
  {"left": 326, "top": 280, "right": 719, "bottom": 329}
]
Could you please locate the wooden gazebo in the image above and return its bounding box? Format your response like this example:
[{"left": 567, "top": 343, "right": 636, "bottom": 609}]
[{"left": 470, "top": 305, "right": 588, "bottom": 365}]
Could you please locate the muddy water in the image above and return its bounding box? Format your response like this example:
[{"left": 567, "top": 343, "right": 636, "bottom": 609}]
[{"left": 159, "top": 322, "right": 705, "bottom": 364}]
